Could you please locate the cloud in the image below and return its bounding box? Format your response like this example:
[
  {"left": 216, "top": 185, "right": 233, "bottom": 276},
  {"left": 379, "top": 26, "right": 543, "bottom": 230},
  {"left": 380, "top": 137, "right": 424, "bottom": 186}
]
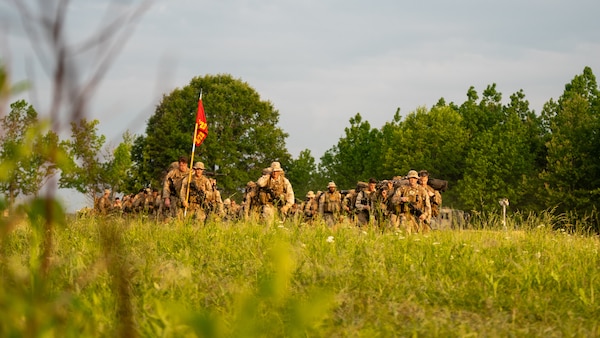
[{"left": 3, "top": 0, "right": 600, "bottom": 212}]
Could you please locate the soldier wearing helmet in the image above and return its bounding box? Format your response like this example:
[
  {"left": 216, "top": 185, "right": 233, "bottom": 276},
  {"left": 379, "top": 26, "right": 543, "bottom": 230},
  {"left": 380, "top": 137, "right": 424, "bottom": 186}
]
[
  {"left": 256, "top": 161, "right": 295, "bottom": 222},
  {"left": 162, "top": 156, "right": 189, "bottom": 219},
  {"left": 303, "top": 191, "right": 319, "bottom": 223},
  {"left": 319, "top": 181, "right": 342, "bottom": 227},
  {"left": 390, "top": 170, "right": 431, "bottom": 233},
  {"left": 354, "top": 178, "right": 378, "bottom": 226},
  {"left": 180, "top": 161, "right": 213, "bottom": 224},
  {"left": 419, "top": 170, "right": 442, "bottom": 229}
]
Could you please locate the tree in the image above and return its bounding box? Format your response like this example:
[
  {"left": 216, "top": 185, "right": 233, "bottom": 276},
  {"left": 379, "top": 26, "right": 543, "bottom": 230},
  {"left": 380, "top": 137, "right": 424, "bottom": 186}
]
[
  {"left": 286, "top": 149, "right": 318, "bottom": 199},
  {"left": 104, "top": 131, "right": 135, "bottom": 194},
  {"left": 0, "top": 100, "right": 60, "bottom": 208},
  {"left": 58, "top": 119, "right": 107, "bottom": 204},
  {"left": 455, "top": 85, "right": 546, "bottom": 212},
  {"left": 541, "top": 67, "right": 600, "bottom": 214},
  {"left": 318, "top": 113, "right": 384, "bottom": 189},
  {"left": 131, "top": 74, "right": 291, "bottom": 199},
  {"left": 382, "top": 105, "right": 468, "bottom": 179}
]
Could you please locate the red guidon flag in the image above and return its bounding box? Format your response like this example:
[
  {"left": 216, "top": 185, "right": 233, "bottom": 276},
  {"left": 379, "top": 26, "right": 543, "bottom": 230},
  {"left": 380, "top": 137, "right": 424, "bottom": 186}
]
[{"left": 194, "top": 95, "right": 208, "bottom": 146}]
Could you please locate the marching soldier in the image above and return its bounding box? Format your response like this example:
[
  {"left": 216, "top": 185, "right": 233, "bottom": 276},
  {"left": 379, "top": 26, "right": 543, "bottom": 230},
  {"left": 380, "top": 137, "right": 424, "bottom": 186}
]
[
  {"left": 95, "top": 189, "right": 113, "bottom": 216},
  {"left": 319, "top": 181, "right": 342, "bottom": 227},
  {"left": 354, "top": 178, "right": 378, "bottom": 226},
  {"left": 162, "top": 156, "right": 189, "bottom": 220},
  {"left": 256, "top": 161, "right": 295, "bottom": 222},
  {"left": 303, "top": 191, "right": 319, "bottom": 223},
  {"left": 242, "top": 181, "right": 260, "bottom": 220},
  {"left": 419, "top": 170, "right": 442, "bottom": 229},
  {"left": 180, "top": 161, "right": 213, "bottom": 223},
  {"left": 391, "top": 170, "right": 431, "bottom": 233}
]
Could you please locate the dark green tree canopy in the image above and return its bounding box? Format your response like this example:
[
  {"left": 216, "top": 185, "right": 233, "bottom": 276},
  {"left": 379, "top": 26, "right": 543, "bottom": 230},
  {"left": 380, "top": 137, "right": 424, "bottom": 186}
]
[
  {"left": 132, "top": 74, "right": 291, "bottom": 199},
  {"left": 319, "top": 113, "right": 384, "bottom": 189}
]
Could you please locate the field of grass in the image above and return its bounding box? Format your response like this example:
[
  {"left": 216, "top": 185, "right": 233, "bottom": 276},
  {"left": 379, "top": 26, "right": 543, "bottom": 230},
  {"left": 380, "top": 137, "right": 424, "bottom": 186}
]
[{"left": 1, "top": 211, "right": 599, "bottom": 337}]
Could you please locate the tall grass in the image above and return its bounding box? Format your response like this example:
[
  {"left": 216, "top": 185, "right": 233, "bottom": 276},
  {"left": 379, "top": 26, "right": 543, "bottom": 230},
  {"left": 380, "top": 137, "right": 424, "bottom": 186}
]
[{"left": 1, "top": 211, "right": 599, "bottom": 337}]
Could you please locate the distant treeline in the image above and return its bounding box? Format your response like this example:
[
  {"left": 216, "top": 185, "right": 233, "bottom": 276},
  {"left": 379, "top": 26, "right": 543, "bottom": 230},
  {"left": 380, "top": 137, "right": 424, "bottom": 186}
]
[{"left": 2, "top": 68, "right": 599, "bottom": 227}]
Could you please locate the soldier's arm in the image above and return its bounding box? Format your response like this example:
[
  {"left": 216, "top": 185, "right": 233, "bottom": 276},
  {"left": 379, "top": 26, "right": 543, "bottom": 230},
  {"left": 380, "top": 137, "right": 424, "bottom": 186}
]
[
  {"left": 355, "top": 192, "right": 367, "bottom": 210},
  {"left": 318, "top": 194, "right": 324, "bottom": 214},
  {"left": 422, "top": 189, "right": 432, "bottom": 220},
  {"left": 180, "top": 177, "right": 189, "bottom": 207},
  {"left": 162, "top": 171, "right": 172, "bottom": 199},
  {"left": 283, "top": 180, "right": 295, "bottom": 209},
  {"left": 256, "top": 175, "right": 270, "bottom": 188}
]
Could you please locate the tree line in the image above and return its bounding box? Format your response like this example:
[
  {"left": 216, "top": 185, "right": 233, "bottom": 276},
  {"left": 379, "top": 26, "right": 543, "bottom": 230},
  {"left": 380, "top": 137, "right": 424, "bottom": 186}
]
[{"left": 1, "top": 67, "right": 599, "bottom": 223}]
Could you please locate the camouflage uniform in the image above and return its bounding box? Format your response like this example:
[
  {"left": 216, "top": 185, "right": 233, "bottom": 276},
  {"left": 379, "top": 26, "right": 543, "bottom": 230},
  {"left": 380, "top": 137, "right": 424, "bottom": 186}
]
[
  {"left": 256, "top": 161, "right": 295, "bottom": 222},
  {"left": 162, "top": 157, "right": 189, "bottom": 219},
  {"left": 319, "top": 182, "right": 342, "bottom": 227},
  {"left": 303, "top": 191, "right": 319, "bottom": 223},
  {"left": 95, "top": 189, "right": 112, "bottom": 215},
  {"left": 180, "top": 162, "right": 213, "bottom": 223},
  {"left": 354, "top": 179, "right": 378, "bottom": 226},
  {"left": 223, "top": 199, "right": 242, "bottom": 221},
  {"left": 242, "top": 181, "right": 260, "bottom": 220},
  {"left": 390, "top": 170, "right": 431, "bottom": 233},
  {"left": 207, "top": 179, "right": 225, "bottom": 218},
  {"left": 419, "top": 170, "right": 442, "bottom": 229},
  {"left": 341, "top": 189, "right": 357, "bottom": 222}
]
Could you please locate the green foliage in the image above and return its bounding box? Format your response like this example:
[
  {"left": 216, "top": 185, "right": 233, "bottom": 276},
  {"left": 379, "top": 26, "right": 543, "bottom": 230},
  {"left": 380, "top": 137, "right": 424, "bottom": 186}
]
[
  {"left": 105, "top": 131, "right": 135, "bottom": 193},
  {"left": 541, "top": 66, "right": 600, "bottom": 214},
  {"left": 286, "top": 149, "right": 319, "bottom": 199},
  {"left": 1, "top": 215, "right": 599, "bottom": 336},
  {"left": 132, "top": 74, "right": 291, "bottom": 199},
  {"left": 58, "top": 118, "right": 107, "bottom": 203},
  {"left": 382, "top": 105, "right": 468, "bottom": 184},
  {"left": 319, "top": 113, "right": 384, "bottom": 189},
  {"left": 0, "top": 100, "right": 63, "bottom": 207}
]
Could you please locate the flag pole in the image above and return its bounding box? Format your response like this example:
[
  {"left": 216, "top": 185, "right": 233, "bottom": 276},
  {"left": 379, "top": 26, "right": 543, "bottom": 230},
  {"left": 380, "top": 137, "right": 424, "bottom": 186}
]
[{"left": 184, "top": 90, "right": 202, "bottom": 217}]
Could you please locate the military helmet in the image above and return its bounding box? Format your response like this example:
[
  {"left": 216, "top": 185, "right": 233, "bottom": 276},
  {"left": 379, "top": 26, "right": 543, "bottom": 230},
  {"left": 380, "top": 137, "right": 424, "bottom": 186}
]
[
  {"left": 270, "top": 161, "right": 283, "bottom": 172},
  {"left": 327, "top": 181, "right": 336, "bottom": 188},
  {"left": 407, "top": 170, "right": 419, "bottom": 179},
  {"left": 306, "top": 191, "right": 315, "bottom": 198}
]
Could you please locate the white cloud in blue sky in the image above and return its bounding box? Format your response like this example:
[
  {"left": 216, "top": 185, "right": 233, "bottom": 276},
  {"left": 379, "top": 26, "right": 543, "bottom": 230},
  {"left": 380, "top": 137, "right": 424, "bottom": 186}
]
[{"left": 2, "top": 0, "right": 600, "bottom": 211}]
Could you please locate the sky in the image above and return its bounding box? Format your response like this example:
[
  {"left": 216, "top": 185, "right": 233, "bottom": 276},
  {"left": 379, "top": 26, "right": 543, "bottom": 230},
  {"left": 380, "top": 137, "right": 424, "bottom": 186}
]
[{"left": 2, "top": 0, "right": 600, "bottom": 211}]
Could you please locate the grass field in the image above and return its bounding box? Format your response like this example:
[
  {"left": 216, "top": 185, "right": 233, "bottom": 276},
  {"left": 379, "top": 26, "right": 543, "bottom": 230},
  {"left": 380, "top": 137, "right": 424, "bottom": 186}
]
[{"left": 1, "top": 211, "right": 599, "bottom": 337}]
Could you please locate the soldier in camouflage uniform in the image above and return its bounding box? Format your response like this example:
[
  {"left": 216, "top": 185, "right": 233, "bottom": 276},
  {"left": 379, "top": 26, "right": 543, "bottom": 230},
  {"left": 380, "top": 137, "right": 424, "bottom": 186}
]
[
  {"left": 207, "top": 178, "right": 225, "bottom": 219},
  {"left": 354, "top": 178, "right": 378, "bottom": 227},
  {"left": 303, "top": 191, "right": 318, "bottom": 223},
  {"left": 242, "top": 181, "right": 260, "bottom": 220},
  {"left": 256, "top": 161, "right": 295, "bottom": 222},
  {"left": 162, "top": 156, "right": 189, "bottom": 220},
  {"left": 95, "top": 189, "right": 113, "bottom": 215},
  {"left": 340, "top": 188, "right": 357, "bottom": 223},
  {"left": 419, "top": 170, "right": 442, "bottom": 229},
  {"left": 180, "top": 161, "right": 213, "bottom": 224},
  {"left": 390, "top": 170, "right": 431, "bottom": 233},
  {"left": 319, "top": 181, "right": 342, "bottom": 227},
  {"left": 223, "top": 198, "right": 241, "bottom": 221}
]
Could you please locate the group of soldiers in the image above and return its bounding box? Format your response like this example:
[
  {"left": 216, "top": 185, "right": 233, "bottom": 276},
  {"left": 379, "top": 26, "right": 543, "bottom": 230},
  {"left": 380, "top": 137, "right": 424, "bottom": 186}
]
[
  {"left": 93, "top": 156, "right": 229, "bottom": 222},
  {"left": 93, "top": 156, "right": 444, "bottom": 233},
  {"left": 240, "top": 162, "right": 444, "bottom": 233},
  {"left": 249, "top": 168, "right": 443, "bottom": 233}
]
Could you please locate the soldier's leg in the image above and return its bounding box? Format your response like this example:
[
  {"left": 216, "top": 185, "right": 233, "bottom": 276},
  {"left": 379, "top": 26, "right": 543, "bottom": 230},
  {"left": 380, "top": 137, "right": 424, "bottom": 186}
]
[
  {"left": 323, "top": 213, "right": 334, "bottom": 227},
  {"left": 262, "top": 204, "right": 276, "bottom": 224},
  {"left": 356, "top": 211, "right": 369, "bottom": 227},
  {"left": 389, "top": 214, "right": 400, "bottom": 230}
]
